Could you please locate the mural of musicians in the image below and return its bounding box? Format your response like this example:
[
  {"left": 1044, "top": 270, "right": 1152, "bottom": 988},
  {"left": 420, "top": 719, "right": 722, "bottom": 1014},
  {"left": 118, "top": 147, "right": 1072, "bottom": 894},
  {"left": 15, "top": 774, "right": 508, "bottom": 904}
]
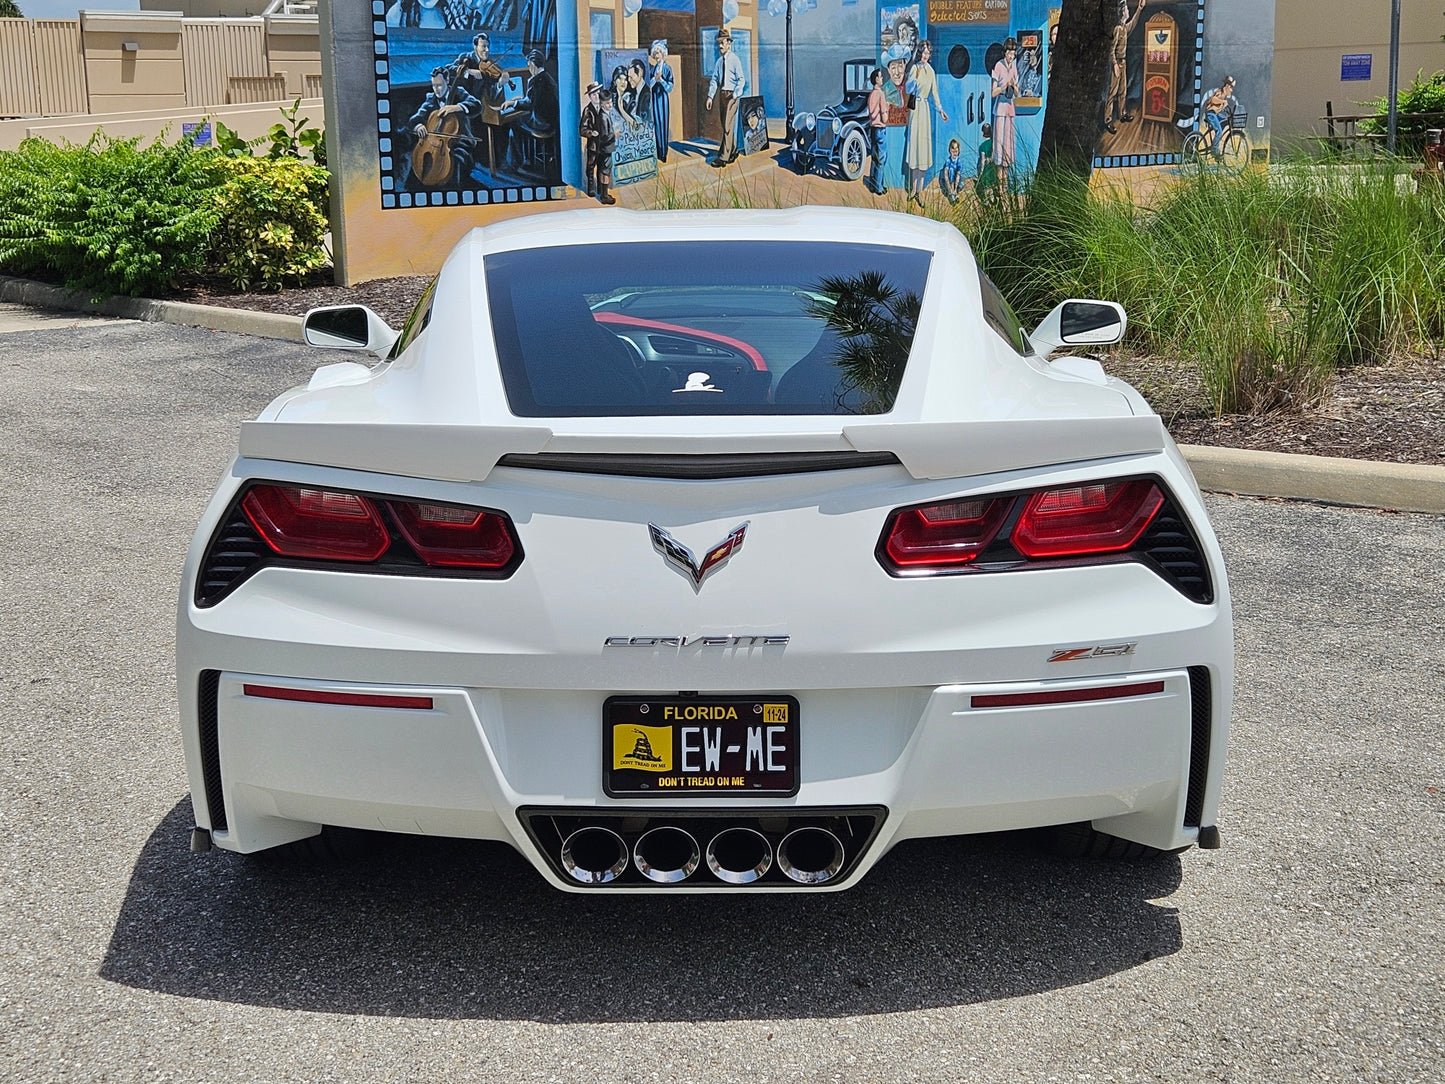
[
  {"left": 705, "top": 28, "right": 747, "bottom": 167},
  {"left": 580, "top": 80, "right": 617, "bottom": 204}
]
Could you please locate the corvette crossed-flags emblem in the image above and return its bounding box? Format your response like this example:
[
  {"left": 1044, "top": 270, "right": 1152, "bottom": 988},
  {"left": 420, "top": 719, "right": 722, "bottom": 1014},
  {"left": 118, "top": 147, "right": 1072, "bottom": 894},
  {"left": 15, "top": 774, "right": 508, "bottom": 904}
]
[{"left": 648, "top": 521, "right": 749, "bottom": 590}]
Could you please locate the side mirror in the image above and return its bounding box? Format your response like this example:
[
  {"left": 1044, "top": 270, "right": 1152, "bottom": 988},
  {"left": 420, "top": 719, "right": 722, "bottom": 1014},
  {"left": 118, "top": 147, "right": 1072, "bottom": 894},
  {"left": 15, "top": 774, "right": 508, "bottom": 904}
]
[
  {"left": 302, "top": 305, "right": 399, "bottom": 359},
  {"left": 1030, "top": 300, "right": 1128, "bottom": 357}
]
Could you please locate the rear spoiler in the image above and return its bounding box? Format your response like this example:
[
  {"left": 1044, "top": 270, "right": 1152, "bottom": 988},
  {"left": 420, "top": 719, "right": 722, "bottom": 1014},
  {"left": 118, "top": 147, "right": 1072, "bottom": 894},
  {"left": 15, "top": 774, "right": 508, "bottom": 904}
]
[{"left": 238, "top": 414, "right": 1167, "bottom": 483}]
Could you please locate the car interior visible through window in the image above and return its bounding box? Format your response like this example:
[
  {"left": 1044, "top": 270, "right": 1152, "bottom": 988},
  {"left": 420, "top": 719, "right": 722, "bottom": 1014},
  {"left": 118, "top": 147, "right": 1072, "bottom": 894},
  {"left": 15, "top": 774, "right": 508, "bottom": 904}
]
[{"left": 483, "top": 241, "right": 933, "bottom": 416}]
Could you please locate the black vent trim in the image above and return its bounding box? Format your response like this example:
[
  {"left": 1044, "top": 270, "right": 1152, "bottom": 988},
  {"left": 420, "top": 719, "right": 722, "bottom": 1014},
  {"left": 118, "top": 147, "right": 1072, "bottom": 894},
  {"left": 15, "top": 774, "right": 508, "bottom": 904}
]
[
  {"left": 1136, "top": 501, "right": 1215, "bottom": 604},
  {"left": 496, "top": 451, "right": 902, "bottom": 479},
  {"left": 1184, "top": 665, "right": 1212, "bottom": 828},
  {"left": 198, "top": 670, "right": 226, "bottom": 833},
  {"left": 196, "top": 506, "right": 269, "bottom": 608}
]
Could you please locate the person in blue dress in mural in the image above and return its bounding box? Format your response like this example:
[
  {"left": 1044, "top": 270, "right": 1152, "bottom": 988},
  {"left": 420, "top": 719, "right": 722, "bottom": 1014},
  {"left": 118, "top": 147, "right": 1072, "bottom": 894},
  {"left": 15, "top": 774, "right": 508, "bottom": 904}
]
[{"left": 647, "top": 40, "right": 674, "bottom": 163}]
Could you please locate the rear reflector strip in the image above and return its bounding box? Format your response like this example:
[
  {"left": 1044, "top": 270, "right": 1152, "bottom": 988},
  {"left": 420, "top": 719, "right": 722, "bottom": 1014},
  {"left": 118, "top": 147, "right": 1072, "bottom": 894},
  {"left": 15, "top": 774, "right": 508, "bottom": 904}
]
[
  {"left": 242, "top": 684, "right": 434, "bottom": 710},
  {"left": 971, "top": 680, "right": 1166, "bottom": 709}
]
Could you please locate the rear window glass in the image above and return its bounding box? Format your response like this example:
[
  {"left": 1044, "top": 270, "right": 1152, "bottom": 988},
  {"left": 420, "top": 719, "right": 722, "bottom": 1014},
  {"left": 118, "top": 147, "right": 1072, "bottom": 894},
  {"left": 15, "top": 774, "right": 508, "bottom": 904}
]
[{"left": 485, "top": 241, "right": 932, "bottom": 416}]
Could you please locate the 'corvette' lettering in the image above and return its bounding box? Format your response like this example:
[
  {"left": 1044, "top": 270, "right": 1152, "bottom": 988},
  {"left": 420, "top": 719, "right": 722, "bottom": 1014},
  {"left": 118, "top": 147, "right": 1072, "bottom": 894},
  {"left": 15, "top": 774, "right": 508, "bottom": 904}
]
[{"left": 604, "top": 635, "right": 790, "bottom": 647}]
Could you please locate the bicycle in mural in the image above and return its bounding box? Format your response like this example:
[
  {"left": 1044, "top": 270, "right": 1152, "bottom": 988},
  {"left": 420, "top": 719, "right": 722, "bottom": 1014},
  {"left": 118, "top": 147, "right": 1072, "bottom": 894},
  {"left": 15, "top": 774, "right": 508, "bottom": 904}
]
[{"left": 1178, "top": 104, "right": 1252, "bottom": 174}]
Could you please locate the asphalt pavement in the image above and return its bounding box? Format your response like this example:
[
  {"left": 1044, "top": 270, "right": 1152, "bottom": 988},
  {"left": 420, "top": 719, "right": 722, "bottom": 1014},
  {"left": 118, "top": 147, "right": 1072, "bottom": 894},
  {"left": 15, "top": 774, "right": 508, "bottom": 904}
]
[{"left": 1, "top": 315, "right": 1442, "bottom": 1082}]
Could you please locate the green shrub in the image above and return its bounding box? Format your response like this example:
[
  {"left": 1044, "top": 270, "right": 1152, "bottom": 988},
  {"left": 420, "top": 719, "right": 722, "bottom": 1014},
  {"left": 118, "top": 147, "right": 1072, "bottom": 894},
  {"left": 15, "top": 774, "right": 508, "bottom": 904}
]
[
  {"left": 0, "top": 134, "right": 223, "bottom": 296},
  {"left": 960, "top": 163, "right": 1445, "bottom": 415},
  {"left": 1362, "top": 70, "right": 1445, "bottom": 155},
  {"left": 209, "top": 154, "right": 330, "bottom": 291}
]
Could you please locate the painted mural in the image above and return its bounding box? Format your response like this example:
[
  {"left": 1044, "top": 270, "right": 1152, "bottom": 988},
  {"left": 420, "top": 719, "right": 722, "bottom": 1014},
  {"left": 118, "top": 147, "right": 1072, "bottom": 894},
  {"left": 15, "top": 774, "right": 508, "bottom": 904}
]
[{"left": 336, "top": 0, "right": 1271, "bottom": 278}]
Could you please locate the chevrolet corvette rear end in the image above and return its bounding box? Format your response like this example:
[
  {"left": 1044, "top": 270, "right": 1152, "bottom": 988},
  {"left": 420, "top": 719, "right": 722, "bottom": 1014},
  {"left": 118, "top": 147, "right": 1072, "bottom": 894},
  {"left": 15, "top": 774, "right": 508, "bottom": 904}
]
[{"left": 178, "top": 207, "right": 1231, "bottom": 892}]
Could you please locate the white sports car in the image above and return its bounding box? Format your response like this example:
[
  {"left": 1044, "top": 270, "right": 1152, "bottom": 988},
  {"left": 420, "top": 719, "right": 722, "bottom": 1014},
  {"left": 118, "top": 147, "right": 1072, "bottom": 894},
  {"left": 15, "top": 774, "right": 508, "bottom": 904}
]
[{"left": 178, "top": 207, "right": 1231, "bottom": 892}]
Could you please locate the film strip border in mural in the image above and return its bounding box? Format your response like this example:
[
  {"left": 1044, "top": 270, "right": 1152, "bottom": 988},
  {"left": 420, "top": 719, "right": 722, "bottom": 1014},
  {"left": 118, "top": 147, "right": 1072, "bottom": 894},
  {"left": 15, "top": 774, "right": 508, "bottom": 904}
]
[{"left": 371, "top": 0, "right": 567, "bottom": 211}]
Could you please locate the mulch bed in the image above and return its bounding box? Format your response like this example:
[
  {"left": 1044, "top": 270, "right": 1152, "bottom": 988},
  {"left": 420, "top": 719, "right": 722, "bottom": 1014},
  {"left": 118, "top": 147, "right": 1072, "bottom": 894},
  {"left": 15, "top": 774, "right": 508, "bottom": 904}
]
[{"left": 175, "top": 271, "right": 1445, "bottom": 468}]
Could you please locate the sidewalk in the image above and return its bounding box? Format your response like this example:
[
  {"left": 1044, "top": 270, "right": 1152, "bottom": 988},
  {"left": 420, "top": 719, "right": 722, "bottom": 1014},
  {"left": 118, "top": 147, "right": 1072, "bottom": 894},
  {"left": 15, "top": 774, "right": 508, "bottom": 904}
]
[{"left": 3, "top": 273, "right": 1443, "bottom": 515}]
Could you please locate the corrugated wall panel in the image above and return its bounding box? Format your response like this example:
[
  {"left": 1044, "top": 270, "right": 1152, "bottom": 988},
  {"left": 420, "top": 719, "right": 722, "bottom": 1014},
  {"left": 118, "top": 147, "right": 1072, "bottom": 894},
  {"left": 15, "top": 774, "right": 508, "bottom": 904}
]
[
  {"left": 34, "top": 21, "right": 86, "bottom": 117},
  {"left": 183, "top": 19, "right": 266, "bottom": 108},
  {"left": 0, "top": 19, "right": 41, "bottom": 118}
]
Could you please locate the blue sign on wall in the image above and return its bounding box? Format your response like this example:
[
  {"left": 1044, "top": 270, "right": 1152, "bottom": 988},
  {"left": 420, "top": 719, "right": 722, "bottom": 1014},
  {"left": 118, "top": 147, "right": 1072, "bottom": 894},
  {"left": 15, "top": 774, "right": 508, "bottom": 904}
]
[{"left": 1341, "top": 53, "right": 1372, "bottom": 82}]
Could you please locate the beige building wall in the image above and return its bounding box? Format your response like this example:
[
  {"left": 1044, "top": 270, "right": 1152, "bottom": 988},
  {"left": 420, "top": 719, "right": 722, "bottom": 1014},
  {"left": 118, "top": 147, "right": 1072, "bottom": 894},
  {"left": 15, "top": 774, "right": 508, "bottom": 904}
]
[
  {"left": 182, "top": 17, "right": 268, "bottom": 106},
  {"left": 81, "top": 11, "right": 189, "bottom": 114},
  {"left": 1273, "top": 0, "right": 1445, "bottom": 144},
  {"left": 265, "top": 14, "right": 322, "bottom": 98},
  {"left": 0, "top": 10, "right": 318, "bottom": 119},
  {"left": 0, "top": 18, "right": 88, "bottom": 118}
]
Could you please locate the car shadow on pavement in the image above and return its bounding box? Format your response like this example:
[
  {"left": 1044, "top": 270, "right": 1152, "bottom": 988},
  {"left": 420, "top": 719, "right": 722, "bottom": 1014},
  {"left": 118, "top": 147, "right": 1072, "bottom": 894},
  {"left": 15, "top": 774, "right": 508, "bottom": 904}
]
[{"left": 101, "top": 800, "right": 1184, "bottom": 1021}]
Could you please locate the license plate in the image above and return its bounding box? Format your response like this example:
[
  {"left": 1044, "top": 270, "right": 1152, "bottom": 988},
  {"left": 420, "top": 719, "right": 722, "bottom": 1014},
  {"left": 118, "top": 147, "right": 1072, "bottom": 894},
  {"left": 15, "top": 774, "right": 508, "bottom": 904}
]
[{"left": 603, "top": 695, "right": 800, "bottom": 798}]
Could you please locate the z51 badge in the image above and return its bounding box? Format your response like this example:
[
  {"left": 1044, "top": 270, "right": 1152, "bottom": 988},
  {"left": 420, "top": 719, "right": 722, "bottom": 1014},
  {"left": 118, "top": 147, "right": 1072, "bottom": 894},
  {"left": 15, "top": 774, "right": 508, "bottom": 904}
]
[{"left": 1048, "top": 642, "right": 1138, "bottom": 663}]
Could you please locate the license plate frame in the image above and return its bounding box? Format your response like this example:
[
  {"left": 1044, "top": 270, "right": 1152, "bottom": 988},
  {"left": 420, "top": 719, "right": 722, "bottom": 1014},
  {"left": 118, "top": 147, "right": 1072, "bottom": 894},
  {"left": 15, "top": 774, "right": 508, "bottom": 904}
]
[{"left": 603, "top": 695, "right": 800, "bottom": 798}]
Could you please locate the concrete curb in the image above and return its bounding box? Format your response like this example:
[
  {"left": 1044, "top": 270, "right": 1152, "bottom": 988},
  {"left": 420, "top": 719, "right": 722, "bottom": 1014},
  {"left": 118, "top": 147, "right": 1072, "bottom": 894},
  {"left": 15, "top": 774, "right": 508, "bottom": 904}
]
[
  {"left": 1180, "top": 444, "right": 1445, "bottom": 515},
  {"left": 0, "top": 276, "right": 303, "bottom": 342},
  {"left": 2, "top": 275, "right": 1443, "bottom": 514}
]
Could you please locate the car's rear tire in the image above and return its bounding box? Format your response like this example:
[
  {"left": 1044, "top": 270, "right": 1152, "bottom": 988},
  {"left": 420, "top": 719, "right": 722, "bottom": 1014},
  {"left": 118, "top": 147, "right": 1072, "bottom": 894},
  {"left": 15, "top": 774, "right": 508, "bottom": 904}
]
[{"left": 1035, "top": 822, "right": 1173, "bottom": 860}]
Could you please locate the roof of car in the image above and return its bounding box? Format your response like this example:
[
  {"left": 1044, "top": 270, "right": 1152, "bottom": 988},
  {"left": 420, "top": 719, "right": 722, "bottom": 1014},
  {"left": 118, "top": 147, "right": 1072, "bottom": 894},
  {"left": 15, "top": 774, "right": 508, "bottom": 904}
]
[{"left": 460, "top": 206, "right": 959, "bottom": 258}]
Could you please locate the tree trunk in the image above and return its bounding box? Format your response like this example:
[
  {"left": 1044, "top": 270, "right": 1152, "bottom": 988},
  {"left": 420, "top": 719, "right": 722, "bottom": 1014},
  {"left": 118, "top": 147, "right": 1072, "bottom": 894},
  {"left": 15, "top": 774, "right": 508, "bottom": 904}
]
[{"left": 1038, "top": 0, "right": 1118, "bottom": 178}]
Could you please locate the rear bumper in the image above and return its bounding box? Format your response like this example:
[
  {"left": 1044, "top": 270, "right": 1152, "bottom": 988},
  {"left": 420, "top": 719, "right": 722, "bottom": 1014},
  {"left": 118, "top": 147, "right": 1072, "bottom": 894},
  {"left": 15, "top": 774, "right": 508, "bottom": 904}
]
[{"left": 181, "top": 661, "right": 1226, "bottom": 892}]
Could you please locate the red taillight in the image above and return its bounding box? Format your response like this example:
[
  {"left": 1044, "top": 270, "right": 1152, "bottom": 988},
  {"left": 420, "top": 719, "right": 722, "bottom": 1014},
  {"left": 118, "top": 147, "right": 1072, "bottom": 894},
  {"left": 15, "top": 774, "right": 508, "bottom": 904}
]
[
  {"left": 1011, "top": 480, "right": 1164, "bottom": 558},
  {"left": 883, "top": 497, "right": 1009, "bottom": 567},
  {"left": 389, "top": 499, "right": 517, "bottom": 569},
  {"left": 242, "top": 485, "right": 390, "bottom": 561}
]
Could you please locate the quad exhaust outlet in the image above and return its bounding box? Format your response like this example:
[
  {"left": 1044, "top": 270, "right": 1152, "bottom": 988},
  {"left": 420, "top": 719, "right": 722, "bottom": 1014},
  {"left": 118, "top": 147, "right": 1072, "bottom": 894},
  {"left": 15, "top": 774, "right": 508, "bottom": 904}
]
[{"left": 535, "top": 808, "right": 882, "bottom": 888}]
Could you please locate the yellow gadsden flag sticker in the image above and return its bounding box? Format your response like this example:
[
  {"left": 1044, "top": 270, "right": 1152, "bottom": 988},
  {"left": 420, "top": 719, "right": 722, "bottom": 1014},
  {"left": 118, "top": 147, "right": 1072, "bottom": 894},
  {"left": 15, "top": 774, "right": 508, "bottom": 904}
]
[{"left": 613, "top": 724, "right": 673, "bottom": 772}]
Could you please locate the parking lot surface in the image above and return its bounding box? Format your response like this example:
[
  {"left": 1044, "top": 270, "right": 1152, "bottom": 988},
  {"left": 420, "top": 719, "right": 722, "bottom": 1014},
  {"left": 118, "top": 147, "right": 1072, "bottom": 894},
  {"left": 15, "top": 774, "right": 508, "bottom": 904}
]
[{"left": 1, "top": 318, "right": 1441, "bottom": 1082}]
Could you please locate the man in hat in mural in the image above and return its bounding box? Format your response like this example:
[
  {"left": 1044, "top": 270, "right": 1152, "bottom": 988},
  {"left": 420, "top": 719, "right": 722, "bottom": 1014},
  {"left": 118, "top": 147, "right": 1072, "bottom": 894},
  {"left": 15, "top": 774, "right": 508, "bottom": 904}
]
[
  {"left": 705, "top": 28, "right": 747, "bottom": 166},
  {"left": 1104, "top": 0, "right": 1149, "bottom": 135},
  {"left": 580, "top": 81, "right": 617, "bottom": 204}
]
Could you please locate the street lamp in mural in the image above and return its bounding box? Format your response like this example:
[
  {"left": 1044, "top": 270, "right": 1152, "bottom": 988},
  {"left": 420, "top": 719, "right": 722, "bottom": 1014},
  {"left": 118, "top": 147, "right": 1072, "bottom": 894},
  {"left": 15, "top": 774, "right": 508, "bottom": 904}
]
[{"left": 767, "top": 0, "right": 817, "bottom": 130}]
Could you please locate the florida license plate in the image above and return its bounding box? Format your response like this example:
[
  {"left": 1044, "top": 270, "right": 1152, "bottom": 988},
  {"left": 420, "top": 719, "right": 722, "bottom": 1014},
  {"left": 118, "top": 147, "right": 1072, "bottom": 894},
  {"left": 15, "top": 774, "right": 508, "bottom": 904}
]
[{"left": 603, "top": 695, "right": 800, "bottom": 798}]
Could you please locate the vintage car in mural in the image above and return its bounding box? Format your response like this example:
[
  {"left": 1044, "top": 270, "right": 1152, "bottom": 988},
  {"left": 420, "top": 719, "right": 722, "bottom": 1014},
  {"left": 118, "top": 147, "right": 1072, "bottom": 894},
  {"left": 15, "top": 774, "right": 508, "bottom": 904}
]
[
  {"left": 790, "top": 58, "right": 876, "bottom": 181},
  {"left": 177, "top": 207, "right": 1231, "bottom": 893}
]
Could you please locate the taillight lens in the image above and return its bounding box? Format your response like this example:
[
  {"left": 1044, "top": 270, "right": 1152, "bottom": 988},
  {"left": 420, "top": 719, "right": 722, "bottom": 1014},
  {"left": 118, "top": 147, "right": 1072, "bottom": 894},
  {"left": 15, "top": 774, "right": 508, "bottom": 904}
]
[
  {"left": 389, "top": 499, "right": 517, "bottom": 569},
  {"left": 242, "top": 485, "right": 390, "bottom": 561},
  {"left": 883, "top": 498, "right": 1009, "bottom": 567},
  {"left": 1011, "top": 480, "right": 1163, "bottom": 558}
]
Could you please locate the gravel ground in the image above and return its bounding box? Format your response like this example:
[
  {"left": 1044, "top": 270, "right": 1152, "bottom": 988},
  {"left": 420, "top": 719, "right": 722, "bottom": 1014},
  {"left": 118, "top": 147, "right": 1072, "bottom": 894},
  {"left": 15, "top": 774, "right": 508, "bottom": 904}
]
[
  {"left": 178, "top": 272, "right": 1445, "bottom": 468},
  {"left": 0, "top": 318, "right": 1441, "bottom": 1083}
]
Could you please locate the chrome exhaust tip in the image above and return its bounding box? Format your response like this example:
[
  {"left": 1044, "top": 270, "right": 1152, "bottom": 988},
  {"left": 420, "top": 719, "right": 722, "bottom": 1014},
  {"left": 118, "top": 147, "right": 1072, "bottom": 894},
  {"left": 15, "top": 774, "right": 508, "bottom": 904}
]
[
  {"left": 705, "top": 827, "right": 773, "bottom": 884},
  {"left": 777, "top": 826, "right": 845, "bottom": 885},
  {"left": 560, "top": 826, "right": 629, "bottom": 884},
  {"left": 633, "top": 825, "right": 701, "bottom": 884}
]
